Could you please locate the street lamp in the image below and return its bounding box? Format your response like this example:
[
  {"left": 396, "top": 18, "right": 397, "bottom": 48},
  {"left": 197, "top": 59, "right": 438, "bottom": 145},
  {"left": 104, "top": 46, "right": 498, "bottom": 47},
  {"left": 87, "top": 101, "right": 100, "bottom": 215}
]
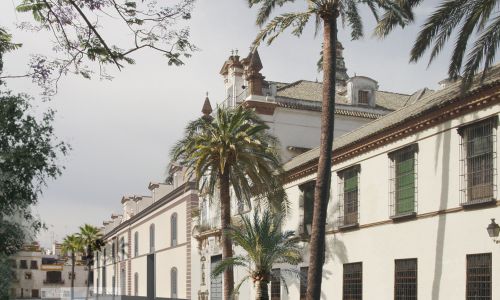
[{"left": 486, "top": 218, "right": 500, "bottom": 243}]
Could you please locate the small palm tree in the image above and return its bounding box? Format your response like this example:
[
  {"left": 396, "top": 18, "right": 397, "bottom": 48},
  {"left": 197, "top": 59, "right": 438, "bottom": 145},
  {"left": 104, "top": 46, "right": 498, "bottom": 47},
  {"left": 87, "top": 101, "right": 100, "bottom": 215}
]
[
  {"left": 248, "top": 1, "right": 414, "bottom": 299},
  {"left": 377, "top": 0, "right": 500, "bottom": 89},
  {"left": 171, "top": 105, "right": 286, "bottom": 299},
  {"left": 61, "top": 234, "right": 83, "bottom": 300},
  {"left": 212, "top": 210, "right": 302, "bottom": 300},
  {"left": 77, "top": 224, "right": 103, "bottom": 300}
]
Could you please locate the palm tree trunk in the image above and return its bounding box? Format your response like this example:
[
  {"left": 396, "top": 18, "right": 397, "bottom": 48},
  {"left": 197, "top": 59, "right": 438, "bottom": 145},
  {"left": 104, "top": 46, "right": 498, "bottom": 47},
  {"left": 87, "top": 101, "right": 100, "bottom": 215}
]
[
  {"left": 306, "top": 12, "right": 337, "bottom": 300},
  {"left": 219, "top": 168, "right": 234, "bottom": 300},
  {"left": 254, "top": 280, "right": 269, "bottom": 300},
  {"left": 71, "top": 252, "right": 75, "bottom": 300}
]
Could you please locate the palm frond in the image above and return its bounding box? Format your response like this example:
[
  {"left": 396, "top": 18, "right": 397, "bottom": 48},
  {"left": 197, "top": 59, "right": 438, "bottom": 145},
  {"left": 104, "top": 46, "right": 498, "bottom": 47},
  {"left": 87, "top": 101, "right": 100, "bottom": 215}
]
[
  {"left": 253, "top": 11, "right": 313, "bottom": 48},
  {"left": 463, "top": 14, "right": 500, "bottom": 89},
  {"left": 374, "top": 0, "right": 422, "bottom": 37}
]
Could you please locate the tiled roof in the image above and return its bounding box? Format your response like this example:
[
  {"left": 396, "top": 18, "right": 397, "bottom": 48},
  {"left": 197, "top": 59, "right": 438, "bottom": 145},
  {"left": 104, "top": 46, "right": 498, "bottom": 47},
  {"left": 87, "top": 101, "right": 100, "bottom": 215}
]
[
  {"left": 276, "top": 97, "right": 385, "bottom": 119},
  {"left": 284, "top": 64, "right": 500, "bottom": 173},
  {"left": 275, "top": 80, "right": 411, "bottom": 110}
]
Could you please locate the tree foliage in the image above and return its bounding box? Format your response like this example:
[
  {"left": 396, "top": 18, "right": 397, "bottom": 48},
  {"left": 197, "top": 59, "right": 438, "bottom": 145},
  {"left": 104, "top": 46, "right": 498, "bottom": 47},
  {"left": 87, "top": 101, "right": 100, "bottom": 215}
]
[
  {"left": 171, "top": 106, "right": 287, "bottom": 213},
  {"left": 391, "top": 0, "right": 500, "bottom": 89},
  {"left": 0, "top": 26, "right": 68, "bottom": 298},
  {"left": 211, "top": 210, "right": 302, "bottom": 300},
  {"left": 1, "top": 0, "right": 196, "bottom": 96}
]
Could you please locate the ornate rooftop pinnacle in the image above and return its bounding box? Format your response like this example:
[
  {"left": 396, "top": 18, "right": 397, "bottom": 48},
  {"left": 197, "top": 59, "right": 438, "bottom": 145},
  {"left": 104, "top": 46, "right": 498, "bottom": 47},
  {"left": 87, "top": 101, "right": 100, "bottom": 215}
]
[
  {"left": 336, "top": 41, "right": 349, "bottom": 89},
  {"left": 202, "top": 92, "right": 213, "bottom": 117}
]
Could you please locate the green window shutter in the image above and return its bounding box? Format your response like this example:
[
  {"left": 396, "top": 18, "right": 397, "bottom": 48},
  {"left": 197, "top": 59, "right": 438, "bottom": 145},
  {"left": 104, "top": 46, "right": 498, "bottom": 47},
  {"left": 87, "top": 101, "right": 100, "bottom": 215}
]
[
  {"left": 344, "top": 174, "right": 358, "bottom": 192},
  {"left": 396, "top": 156, "right": 415, "bottom": 214}
]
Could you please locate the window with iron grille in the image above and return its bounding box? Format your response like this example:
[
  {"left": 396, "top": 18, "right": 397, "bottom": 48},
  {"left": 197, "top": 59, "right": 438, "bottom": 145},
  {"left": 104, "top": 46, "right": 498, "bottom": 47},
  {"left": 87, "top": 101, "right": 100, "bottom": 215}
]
[
  {"left": 394, "top": 259, "right": 417, "bottom": 300},
  {"left": 300, "top": 267, "right": 308, "bottom": 300},
  {"left": 134, "top": 231, "right": 139, "bottom": 257},
  {"left": 466, "top": 253, "right": 491, "bottom": 300},
  {"left": 299, "top": 181, "right": 315, "bottom": 236},
  {"left": 30, "top": 260, "right": 38, "bottom": 269},
  {"left": 111, "top": 242, "right": 116, "bottom": 262},
  {"left": 358, "top": 90, "right": 370, "bottom": 105},
  {"left": 19, "top": 260, "right": 27, "bottom": 269},
  {"left": 338, "top": 165, "right": 360, "bottom": 228},
  {"left": 389, "top": 145, "right": 418, "bottom": 218},
  {"left": 270, "top": 269, "right": 280, "bottom": 300},
  {"left": 343, "top": 262, "right": 362, "bottom": 300},
  {"left": 459, "top": 118, "right": 497, "bottom": 206}
]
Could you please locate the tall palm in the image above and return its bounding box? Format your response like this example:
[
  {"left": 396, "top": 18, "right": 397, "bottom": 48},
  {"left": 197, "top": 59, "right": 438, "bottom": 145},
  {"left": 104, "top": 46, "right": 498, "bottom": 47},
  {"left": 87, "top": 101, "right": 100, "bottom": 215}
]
[
  {"left": 171, "top": 105, "right": 285, "bottom": 299},
  {"left": 378, "top": 0, "right": 500, "bottom": 89},
  {"left": 78, "top": 224, "right": 103, "bottom": 300},
  {"left": 248, "top": 1, "right": 414, "bottom": 299},
  {"left": 61, "top": 234, "right": 83, "bottom": 300},
  {"left": 212, "top": 210, "right": 302, "bottom": 300}
]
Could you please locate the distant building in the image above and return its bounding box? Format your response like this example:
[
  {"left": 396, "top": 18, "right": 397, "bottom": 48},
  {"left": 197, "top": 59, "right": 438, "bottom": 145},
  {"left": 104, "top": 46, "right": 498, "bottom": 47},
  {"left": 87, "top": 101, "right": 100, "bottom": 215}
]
[
  {"left": 9, "top": 242, "right": 88, "bottom": 299},
  {"left": 93, "top": 165, "right": 198, "bottom": 299}
]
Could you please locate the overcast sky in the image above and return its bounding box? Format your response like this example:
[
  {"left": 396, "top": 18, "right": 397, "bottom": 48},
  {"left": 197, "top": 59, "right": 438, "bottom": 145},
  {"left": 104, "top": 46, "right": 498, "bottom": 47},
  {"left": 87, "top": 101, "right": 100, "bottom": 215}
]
[{"left": 1, "top": 0, "right": 461, "bottom": 247}]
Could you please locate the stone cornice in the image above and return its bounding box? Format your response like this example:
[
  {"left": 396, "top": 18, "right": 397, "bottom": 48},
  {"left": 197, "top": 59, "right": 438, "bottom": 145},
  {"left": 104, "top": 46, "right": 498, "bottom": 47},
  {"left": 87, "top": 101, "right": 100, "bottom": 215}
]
[
  {"left": 286, "top": 84, "right": 500, "bottom": 183},
  {"left": 103, "top": 181, "right": 196, "bottom": 239}
]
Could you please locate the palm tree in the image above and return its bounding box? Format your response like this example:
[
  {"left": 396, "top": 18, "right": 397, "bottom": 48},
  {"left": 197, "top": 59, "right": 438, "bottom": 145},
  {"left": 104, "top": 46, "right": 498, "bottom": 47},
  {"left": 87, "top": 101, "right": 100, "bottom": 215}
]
[
  {"left": 247, "top": 1, "right": 414, "bottom": 299},
  {"left": 212, "top": 210, "right": 302, "bottom": 300},
  {"left": 171, "top": 105, "right": 285, "bottom": 299},
  {"left": 78, "top": 224, "right": 103, "bottom": 300},
  {"left": 377, "top": 0, "right": 500, "bottom": 89},
  {"left": 61, "top": 234, "right": 83, "bottom": 300}
]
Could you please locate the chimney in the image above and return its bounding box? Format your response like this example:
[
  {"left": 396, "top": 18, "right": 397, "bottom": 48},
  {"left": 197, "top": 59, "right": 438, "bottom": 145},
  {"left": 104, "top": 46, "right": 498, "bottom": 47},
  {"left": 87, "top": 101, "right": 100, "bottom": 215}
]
[
  {"left": 121, "top": 195, "right": 135, "bottom": 220},
  {"left": 438, "top": 76, "right": 462, "bottom": 89},
  {"left": 242, "top": 49, "right": 265, "bottom": 96}
]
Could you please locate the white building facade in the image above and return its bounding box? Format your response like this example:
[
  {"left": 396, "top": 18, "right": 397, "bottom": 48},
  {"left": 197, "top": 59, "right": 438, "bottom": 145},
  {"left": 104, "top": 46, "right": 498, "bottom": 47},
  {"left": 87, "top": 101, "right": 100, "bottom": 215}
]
[
  {"left": 90, "top": 46, "right": 493, "bottom": 300},
  {"left": 9, "top": 242, "right": 88, "bottom": 299}
]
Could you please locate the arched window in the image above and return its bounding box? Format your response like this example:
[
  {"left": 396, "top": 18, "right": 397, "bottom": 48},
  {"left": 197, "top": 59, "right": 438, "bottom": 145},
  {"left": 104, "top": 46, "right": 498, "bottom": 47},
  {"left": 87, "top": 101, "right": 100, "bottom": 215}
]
[
  {"left": 171, "top": 213, "right": 178, "bottom": 246},
  {"left": 171, "top": 267, "right": 178, "bottom": 299},
  {"left": 134, "top": 272, "right": 139, "bottom": 296},
  {"left": 134, "top": 231, "right": 139, "bottom": 257},
  {"left": 149, "top": 224, "right": 155, "bottom": 253},
  {"left": 120, "top": 237, "right": 125, "bottom": 260}
]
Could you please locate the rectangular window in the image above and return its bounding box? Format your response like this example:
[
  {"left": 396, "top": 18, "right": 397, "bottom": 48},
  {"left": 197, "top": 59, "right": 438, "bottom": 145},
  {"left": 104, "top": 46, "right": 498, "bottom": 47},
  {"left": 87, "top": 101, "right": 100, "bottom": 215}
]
[
  {"left": 9, "top": 259, "right": 16, "bottom": 269},
  {"left": 343, "top": 262, "right": 362, "bottom": 300},
  {"left": 30, "top": 260, "right": 38, "bottom": 269},
  {"left": 120, "top": 237, "right": 125, "bottom": 260},
  {"left": 466, "top": 253, "right": 491, "bottom": 300},
  {"left": 358, "top": 90, "right": 369, "bottom": 105},
  {"left": 300, "top": 267, "right": 308, "bottom": 300},
  {"left": 389, "top": 145, "right": 418, "bottom": 218},
  {"left": 299, "top": 181, "right": 315, "bottom": 236},
  {"left": 112, "top": 242, "right": 116, "bottom": 262},
  {"left": 460, "top": 118, "right": 497, "bottom": 206},
  {"left": 338, "top": 166, "right": 360, "bottom": 228},
  {"left": 32, "top": 289, "right": 39, "bottom": 298},
  {"left": 270, "top": 269, "right": 280, "bottom": 300},
  {"left": 19, "top": 260, "right": 27, "bottom": 269},
  {"left": 394, "top": 259, "right": 417, "bottom": 300}
]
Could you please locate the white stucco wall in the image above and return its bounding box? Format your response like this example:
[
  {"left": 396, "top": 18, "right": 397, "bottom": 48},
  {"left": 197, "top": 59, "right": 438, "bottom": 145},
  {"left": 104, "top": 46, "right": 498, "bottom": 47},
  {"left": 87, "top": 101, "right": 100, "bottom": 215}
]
[{"left": 192, "top": 104, "right": 500, "bottom": 300}]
